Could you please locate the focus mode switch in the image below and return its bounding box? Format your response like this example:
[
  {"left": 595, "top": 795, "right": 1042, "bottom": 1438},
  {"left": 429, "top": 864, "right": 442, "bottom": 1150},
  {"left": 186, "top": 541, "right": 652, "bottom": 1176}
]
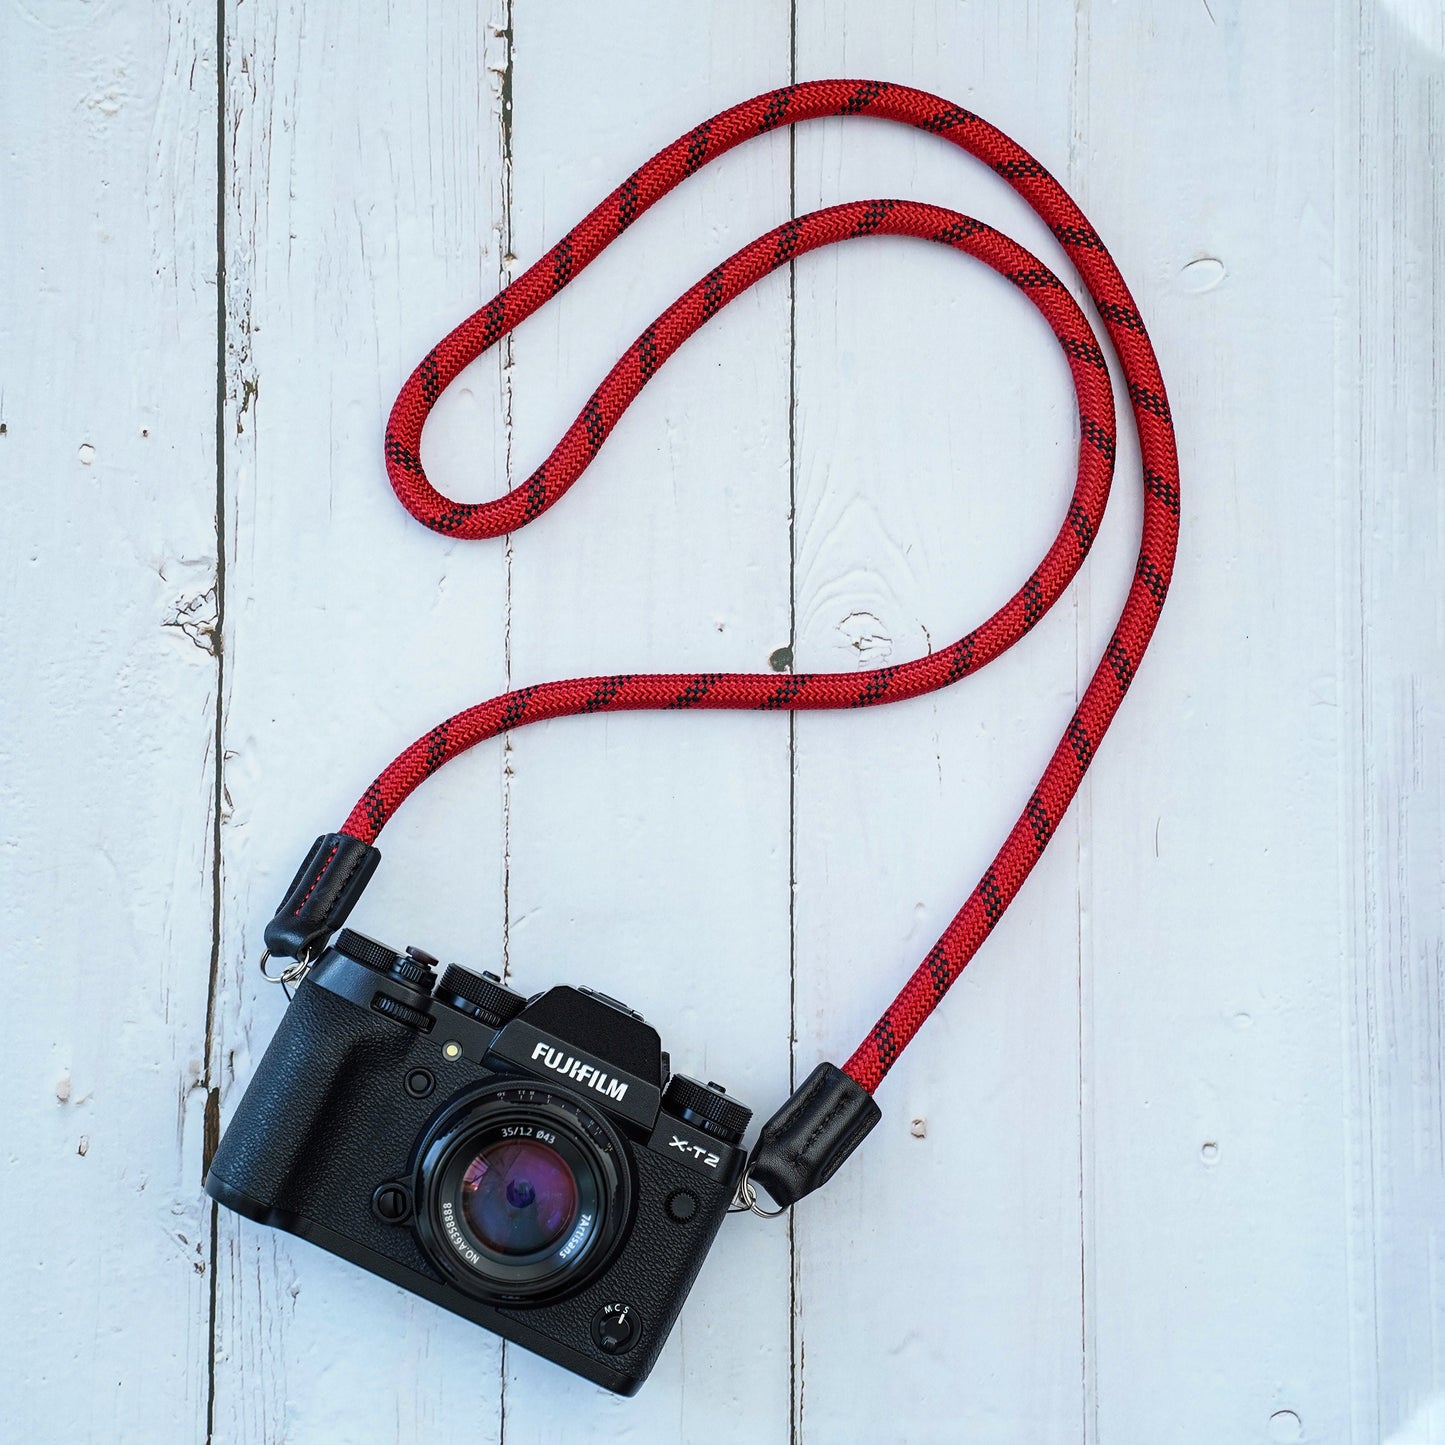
[
  {"left": 371, "top": 1182, "right": 412, "bottom": 1224},
  {"left": 591, "top": 1301, "right": 640, "bottom": 1355}
]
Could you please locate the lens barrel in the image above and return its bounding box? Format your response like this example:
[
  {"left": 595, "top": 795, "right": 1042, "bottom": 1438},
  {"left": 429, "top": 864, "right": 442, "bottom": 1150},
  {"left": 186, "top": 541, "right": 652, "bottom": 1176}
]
[{"left": 413, "top": 1081, "right": 630, "bottom": 1304}]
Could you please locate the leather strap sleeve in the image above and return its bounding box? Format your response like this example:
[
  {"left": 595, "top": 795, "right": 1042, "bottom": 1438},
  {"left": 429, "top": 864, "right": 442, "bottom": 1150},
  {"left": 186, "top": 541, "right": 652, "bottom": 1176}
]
[
  {"left": 746, "top": 1062, "right": 881, "bottom": 1208},
  {"left": 262, "top": 833, "right": 381, "bottom": 959}
]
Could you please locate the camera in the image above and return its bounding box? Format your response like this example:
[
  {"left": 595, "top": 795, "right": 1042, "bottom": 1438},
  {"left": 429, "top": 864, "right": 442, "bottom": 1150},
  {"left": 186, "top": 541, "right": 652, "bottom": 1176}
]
[{"left": 205, "top": 928, "right": 752, "bottom": 1395}]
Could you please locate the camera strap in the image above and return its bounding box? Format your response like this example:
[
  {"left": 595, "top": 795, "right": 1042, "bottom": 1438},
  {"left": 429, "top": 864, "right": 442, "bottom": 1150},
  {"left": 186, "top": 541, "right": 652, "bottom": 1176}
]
[{"left": 261, "top": 81, "right": 1178, "bottom": 1209}]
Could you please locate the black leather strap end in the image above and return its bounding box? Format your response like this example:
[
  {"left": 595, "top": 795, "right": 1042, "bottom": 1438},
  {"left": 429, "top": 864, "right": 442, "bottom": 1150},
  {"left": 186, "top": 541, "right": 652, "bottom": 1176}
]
[
  {"left": 747, "top": 1062, "right": 881, "bottom": 1208},
  {"left": 263, "top": 833, "right": 381, "bottom": 959}
]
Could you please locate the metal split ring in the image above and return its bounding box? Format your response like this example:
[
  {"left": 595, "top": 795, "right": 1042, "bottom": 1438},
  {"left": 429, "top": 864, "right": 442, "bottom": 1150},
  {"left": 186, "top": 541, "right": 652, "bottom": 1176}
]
[
  {"left": 728, "top": 1162, "right": 788, "bottom": 1219},
  {"left": 257, "top": 947, "right": 314, "bottom": 988}
]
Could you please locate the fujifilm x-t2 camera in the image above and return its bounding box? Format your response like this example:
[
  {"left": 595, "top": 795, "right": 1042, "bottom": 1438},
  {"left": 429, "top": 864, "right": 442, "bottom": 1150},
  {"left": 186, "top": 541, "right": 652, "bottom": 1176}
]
[{"left": 205, "top": 929, "right": 752, "bottom": 1394}]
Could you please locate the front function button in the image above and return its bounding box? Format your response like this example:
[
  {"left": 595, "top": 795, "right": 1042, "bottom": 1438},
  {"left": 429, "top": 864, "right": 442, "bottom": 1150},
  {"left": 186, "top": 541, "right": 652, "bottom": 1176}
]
[
  {"left": 404, "top": 1068, "right": 435, "bottom": 1098},
  {"left": 664, "top": 1189, "right": 699, "bottom": 1223},
  {"left": 591, "top": 1301, "right": 641, "bottom": 1355}
]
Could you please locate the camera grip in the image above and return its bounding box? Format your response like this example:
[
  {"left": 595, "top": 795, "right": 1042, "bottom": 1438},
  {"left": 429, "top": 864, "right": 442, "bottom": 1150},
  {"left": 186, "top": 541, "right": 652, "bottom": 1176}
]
[{"left": 206, "top": 977, "right": 413, "bottom": 1214}]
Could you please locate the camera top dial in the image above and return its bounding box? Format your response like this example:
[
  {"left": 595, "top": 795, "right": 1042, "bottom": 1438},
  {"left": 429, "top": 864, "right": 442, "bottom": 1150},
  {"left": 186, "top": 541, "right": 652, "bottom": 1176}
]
[{"left": 435, "top": 964, "right": 528, "bottom": 1028}]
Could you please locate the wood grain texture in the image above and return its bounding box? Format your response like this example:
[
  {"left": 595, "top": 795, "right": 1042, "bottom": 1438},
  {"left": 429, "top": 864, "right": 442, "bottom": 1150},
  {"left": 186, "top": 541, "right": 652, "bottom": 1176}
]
[
  {"left": 499, "top": 5, "right": 795, "bottom": 1440},
  {"left": 1078, "top": 7, "right": 1354, "bottom": 1442},
  {"left": 790, "top": 7, "right": 1092, "bottom": 1442},
  {"left": 3, "top": 2, "right": 1443, "bottom": 1442},
  {"left": 212, "top": 4, "right": 510, "bottom": 1441},
  {"left": 1343, "top": 5, "right": 1445, "bottom": 1442},
  {"left": 0, "top": 2, "right": 219, "bottom": 1440}
]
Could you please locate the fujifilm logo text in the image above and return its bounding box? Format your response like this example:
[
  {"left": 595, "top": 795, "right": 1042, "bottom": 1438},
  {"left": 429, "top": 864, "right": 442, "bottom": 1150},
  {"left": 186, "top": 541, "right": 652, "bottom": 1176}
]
[{"left": 532, "top": 1042, "right": 629, "bottom": 1101}]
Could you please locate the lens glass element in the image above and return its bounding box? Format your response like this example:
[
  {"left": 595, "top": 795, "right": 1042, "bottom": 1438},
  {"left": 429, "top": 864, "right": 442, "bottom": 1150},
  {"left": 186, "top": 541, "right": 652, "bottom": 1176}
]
[{"left": 459, "top": 1139, "right": 579, "bottom": 1257}]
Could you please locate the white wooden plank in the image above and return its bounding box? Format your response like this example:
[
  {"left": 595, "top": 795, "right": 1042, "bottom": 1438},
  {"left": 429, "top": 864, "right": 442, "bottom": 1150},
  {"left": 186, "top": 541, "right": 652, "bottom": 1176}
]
[
  {"left": 212, "top": 3, "right": 513, "bottom": 1441},
  {"left": 1080, "top": 6, "right": 1360, "bottom": 1442},
  {"left": 0, "top": 2, "right": 218, "bottom": 1440},
  {"left": 1343, "top": 4, "right": 1445, "bottom": 1439},
  {"left": 6, "top": 2, "right": 1441, "bottom": 1439},
  {"left": 789, "top": 8, "right": 1092, "bottom": 1441},
  {"left": 500, "top": 7, "right": 796, "bottom": 1439}
]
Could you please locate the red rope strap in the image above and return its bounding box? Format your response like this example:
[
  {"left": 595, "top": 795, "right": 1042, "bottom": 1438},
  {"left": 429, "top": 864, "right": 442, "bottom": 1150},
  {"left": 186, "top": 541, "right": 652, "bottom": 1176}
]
[{"left": 343, "top": 80, "right": 1178, "bottom": 1096}]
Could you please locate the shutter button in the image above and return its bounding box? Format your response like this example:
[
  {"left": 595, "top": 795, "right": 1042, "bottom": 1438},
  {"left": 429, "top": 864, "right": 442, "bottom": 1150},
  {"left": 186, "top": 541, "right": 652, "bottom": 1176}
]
[{"left": 591, "top": 1301, "right": 640, "bottom": 1354}]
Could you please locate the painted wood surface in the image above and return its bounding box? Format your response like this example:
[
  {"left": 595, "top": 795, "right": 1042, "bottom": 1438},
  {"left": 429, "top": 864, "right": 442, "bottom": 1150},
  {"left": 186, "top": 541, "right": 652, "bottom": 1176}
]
[{"left": 2, "top": 2, "right": 1442, "bottom": 1442}]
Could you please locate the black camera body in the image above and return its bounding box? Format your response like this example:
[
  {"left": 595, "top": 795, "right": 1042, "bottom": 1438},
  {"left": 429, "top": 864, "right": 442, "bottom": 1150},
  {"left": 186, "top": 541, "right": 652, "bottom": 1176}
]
[{"left": 205, "top": 929, "right": 752, "bottom": 1394}]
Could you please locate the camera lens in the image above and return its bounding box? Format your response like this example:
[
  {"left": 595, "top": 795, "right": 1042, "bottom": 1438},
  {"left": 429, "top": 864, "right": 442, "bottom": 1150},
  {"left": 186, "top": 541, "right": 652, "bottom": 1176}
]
[
  {"left": 414, "top": 1082, "right": 631, "bottom": 1304},
  {"left": 460, "top": 1140, "right": 578, "bottom": 1256}
]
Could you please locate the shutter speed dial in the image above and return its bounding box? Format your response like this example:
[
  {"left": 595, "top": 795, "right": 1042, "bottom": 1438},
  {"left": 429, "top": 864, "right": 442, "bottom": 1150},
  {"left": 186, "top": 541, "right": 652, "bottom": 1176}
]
[
  {"left": 335, "top": 928, "right": 401, "bottom": 974},
  {"left": 389, "top": 952, "right": 434, "bottom": 989},
  {"left": 334, "top": 932, "right": 524, "bottom": 1027},
  {"left": 335, "top": 929, "right": 437, "bottom": 994}
]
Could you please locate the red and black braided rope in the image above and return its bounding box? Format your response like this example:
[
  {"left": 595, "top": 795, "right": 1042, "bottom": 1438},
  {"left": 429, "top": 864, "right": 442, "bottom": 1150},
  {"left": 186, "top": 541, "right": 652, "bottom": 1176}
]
[{"left": 344, "top": 80, "right": 1178, "bottom": 1096}]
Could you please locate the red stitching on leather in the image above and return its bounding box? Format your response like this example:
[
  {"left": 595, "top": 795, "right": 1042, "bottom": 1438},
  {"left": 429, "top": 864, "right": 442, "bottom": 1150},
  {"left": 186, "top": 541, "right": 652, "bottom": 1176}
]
[
  {"left": 338, "top": 82, "right": 1179, "bottom": 1095},
  {"left": 292, "top": 843, "right": 339, "bottom": 917}
]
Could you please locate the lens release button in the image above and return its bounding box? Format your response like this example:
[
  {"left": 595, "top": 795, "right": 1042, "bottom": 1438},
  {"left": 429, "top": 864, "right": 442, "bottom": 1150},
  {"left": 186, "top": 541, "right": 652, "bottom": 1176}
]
[{"left": 591, "top": 1301, "right": 640, "bottom": 1355}]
